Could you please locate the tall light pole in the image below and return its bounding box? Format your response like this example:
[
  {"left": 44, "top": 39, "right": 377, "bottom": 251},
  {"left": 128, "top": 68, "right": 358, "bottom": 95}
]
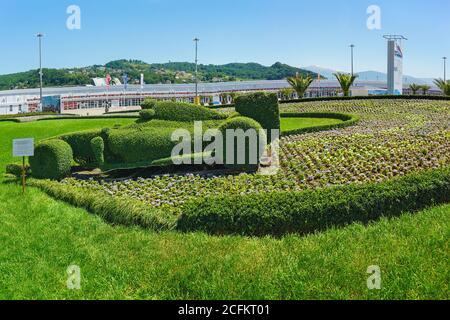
[
  {"left": 194, "top": 38, "right": 200, "bottom": 104},
  {"left": 37, "top": 33, "right": 44, "bottom": 111},
  {"left": 444, "top": 57, "right": 447, "bottom": 82},
  {"left": 350, "top": 44, "right": 355, "bottom": 76}
]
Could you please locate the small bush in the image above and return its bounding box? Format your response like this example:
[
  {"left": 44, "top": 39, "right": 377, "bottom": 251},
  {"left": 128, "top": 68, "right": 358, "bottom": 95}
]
[
  {"left": 90, "top": 137, "right": 105, "bottom": 166},
  {"left": 59, "top": 129, "right": 102, "bottom": 165},
  {"left": 235, "top": 92, "right": 280, "bottom": 142},
  {"left": 139, "top": 109, "right": 156, "bottom": 121},
  {"left": 5, "top": 163, "right": 30, "bottom": 177},
  {"left": 178, "top": 167, "right": 450, "bottom": 236},
  {"left": 141, "top": 98, "right": 157, "bottom": 110},
  {"left": 153, "top": 101, "right": 226, "bottom": 122},
  {"left": 30, "top": 140, "right": 73, "bottom": 180},
  {"left": 217, "top": 116, "right": 266, "bottom": 170}
]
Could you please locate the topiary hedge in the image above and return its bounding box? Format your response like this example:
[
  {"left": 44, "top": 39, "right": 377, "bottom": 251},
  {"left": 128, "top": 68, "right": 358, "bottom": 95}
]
[
  {"left": 235, "top": 92, "right": 280, "bottom": 142},
  {"left": 29, "top": 140, "right": 73, "bottom": 180},
  {"left": 280, "top": 112, "right": 360, "bottom": 136},
  {"left": 217, "top": 116, "right": 266, "bottom": 170},
  {"left": 279, "top": 95, "right": 450, "bottom": 104},
  {"left": 141, "top": 98, "right": 157, "bottom": 110},
  {"left": 59, "top": 129, "right": 102, "bottom": 165},
  {"left": 178, "top": 167, "right": 450, "bottom": 236},
  {"left": 139, "top": 109, "right": 155, "bottom": 121},
  {"left": 90, "top": 136, "right": 105, "bottom": 166},
  {"left": 153, "top": 101, "right": 227, "bottom": 122}
]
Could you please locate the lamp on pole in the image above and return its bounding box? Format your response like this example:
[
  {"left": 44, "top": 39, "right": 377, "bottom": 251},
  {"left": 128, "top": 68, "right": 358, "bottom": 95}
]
[
  {"left": 194, "top": 38, "right": 200, "bottom": 104},
  {"left": 37, "top": 33, "right": 44, "bottom": 111},
  {"left": 443, "top": 57, "right": 447, "bottom": 82},
  {"left": 350, "top": 44, "right": 355, "bottom": 76}
]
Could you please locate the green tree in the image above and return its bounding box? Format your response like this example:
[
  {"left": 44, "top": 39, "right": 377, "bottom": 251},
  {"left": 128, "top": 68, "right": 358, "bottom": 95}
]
[
  {"left": 433, "top": 79, "right": 450, "bottom": 96},
  {"left": 287, "top": 75, "right": 314, "bottom": 99},
  {"left": 409, "top": 83, "right": 421, "bottom": 95},
  {"left": 334, "top": 73, "right": 358, "bottom": 97},
  {"left": 420, "top": 85, "right": 431, "bottom": 95}
]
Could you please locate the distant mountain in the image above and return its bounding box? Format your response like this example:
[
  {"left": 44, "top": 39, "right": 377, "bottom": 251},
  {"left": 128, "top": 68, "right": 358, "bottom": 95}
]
[
  {"left": 303, "top": 66, "right": 436, "bottom": 86},
  {"left": 0, "top": 60, "right": 318, "bottom": 91}
]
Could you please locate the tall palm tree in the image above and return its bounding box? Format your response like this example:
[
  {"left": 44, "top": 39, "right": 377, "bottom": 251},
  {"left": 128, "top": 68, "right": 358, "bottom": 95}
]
[
  {"left": 287, "top": 74, "right": 314, "bottom": 99},
  {"left": 420, "top": 85, "right": 431, "bottom": 95},
  {"left": 334, "top": 73, "right": 358, "bottom": 97},
  {"left": 434, "top": 78, "right": 450, "bottom": 96},
  {"left": 409, "top": 83, "right": 420, "bottom": 95}
]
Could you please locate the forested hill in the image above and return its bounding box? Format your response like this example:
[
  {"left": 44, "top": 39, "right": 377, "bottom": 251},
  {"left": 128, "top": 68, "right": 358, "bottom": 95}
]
[{"left": 0, "top": 60, "right": 319, "bottom": 90}]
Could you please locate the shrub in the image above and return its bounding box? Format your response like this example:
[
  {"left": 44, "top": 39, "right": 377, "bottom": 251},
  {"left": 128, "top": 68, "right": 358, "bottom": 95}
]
[
  {"left": 5, "top": 163, "right": 30, "bottom": 177},
  {"left": 235, "top": 92, "right": 280, "bottom": 142},
  {"left": 107, "top": 127, "right": 178, "bottom": 165},
  {"left": 141, "top": 98, "right": 157, "bottom": 110},
  {"left": 90, "top": 137, "right": 105, "bottom": 166},
  {"left": 279, "top": 95, "right": 450, "bottom": 104},
  {"left": 139, "top": 109, "right": 156, "bottom": 121},
  {"left": 30, "top": 140, "right": 73, "bottom": 180},
  {"left": 217, "top": 116, "right": 266, "bottom": 170},
  {"left": 153, "top": 101, "right": 226, "bottom": 122},
  {"left": 178, "top": 167, "right": 450, "bottom": 236},
  {"left": 59, "top": 129, "right": 102, "bottom": 165}
]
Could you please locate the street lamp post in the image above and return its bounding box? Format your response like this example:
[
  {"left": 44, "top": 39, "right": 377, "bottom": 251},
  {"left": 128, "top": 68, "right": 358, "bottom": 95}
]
[
  {"left": 37, "top": 33, "right": 44, "bottom": 111},
  {"left": 194, "top": 38, "right": 200, "bottom": 104},
  {"left": 444, "top": 57, "right": 447, "bottom": 82},
  {"left": 350, "top": 44, "right": 355, "bottom": 76}
]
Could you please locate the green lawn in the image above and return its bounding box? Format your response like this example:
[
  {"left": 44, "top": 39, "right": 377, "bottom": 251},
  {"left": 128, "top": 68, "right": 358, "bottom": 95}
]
[
  {"left": 280, "top": 117, "right": 343, "bottom": 133},
  {"left": 0, "top": 117, "right": 448, "bottom": 300}
]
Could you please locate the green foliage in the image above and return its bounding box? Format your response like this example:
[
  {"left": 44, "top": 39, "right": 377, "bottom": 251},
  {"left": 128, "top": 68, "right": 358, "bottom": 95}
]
[
  {"left": 235, "top": 92, "right": 280, "bottom": 141},
  {"left": 30, "top": 140, "right": 73, "bottom": 180},
  {"left": 29, "top": 179, "right": 177, "bottom": 231},
  {"left": 141, "top": 98, "right": 157, "bottom": 110},
  {"left": 421, "top": 85, "right": 431, "bottom": 95},
  {"left": 5, "top": 163, "right": 30, "bottom": 177},
  {"left": 409, "top": 83, "right": 421, "bottom": 95},
  {"left": 334, "top": 72, "right": 358, "bottom": 97},
  {"left": 90, "top": 137, "right": 105, "bottom": 166},
  {"left": 287, "top": 75, "right": 314, "bottom": 98},
  {"left": 178, "top": 167, "right": 450, "bottom": 236},
  {"left": 434, "top": 78, "right": 450, "bottom": 96},
  {"left": 153, "top": 101, "right": 226, "bottom": 122},
  {"left": 139, "top": 109, "right": 156, "bottom": 121},
  {"left": 59, "top": 129, "right": 102, "bottom": 165},
  {"left": 217, "top": 116, "right": 266, "bottom": 170},
  {"left": 279, "top": 95, "right": 450, "bottom": 103}
]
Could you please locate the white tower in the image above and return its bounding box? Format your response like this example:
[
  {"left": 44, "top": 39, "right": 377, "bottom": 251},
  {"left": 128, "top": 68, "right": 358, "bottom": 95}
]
[{"left": 384, "top": 35, "right": 407, "bottom": 95}]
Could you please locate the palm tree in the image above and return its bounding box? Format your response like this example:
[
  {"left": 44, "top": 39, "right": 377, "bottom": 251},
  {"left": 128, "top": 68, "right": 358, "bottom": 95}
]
[
  {"left": 434, "top": 78, "right": 450, "bottom": 96},
  {"left": 409, "top": 83, "right": 420, "bottom": 95},
  {"left": 287, "top": 74, "right": 314, "bottom": 99},
  {"left": 334, "top": 73, "right": 358, "bottom": 97},
  {"left": 420, "top": 85, "right": 431, "bottom": 95}
]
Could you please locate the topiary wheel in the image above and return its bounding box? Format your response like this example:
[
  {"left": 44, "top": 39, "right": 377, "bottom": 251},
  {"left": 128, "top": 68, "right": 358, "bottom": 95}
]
[{"left": 30, "top": 139, "right": 73, "bottom": 180}]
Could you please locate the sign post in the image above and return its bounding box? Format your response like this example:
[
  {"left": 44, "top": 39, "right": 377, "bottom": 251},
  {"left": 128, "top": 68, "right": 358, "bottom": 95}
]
[{"left": 12, "top": 138, "right": 34, "bottom": 194}]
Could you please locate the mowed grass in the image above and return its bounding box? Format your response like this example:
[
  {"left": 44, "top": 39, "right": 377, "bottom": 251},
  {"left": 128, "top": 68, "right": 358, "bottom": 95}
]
[
  {"left": 0, "top": 183, "right": 448, "bottom": 299},
  {"left": 280, "top": 117, "right": 343, "bottom": 133},
  {"left": 0, "top": 118, "right": 136, "bottom": 173},
  {"left": 0, "top": 117, "right": 448, "bottom": 299}
]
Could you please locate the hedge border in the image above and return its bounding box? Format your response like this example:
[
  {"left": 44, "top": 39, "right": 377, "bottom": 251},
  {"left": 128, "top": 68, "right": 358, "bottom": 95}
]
[
  {"left": 280, "top": 112, "right": 359, "bottom": 136},
  {"left": 279, "top": 95, "right": 450, "bottom": 104},
  {"left": 178, "top": 167, "right": 450, "bottom": 237},
  {"left": 28, "top": 179, "right": 177, "bottom": 231}
]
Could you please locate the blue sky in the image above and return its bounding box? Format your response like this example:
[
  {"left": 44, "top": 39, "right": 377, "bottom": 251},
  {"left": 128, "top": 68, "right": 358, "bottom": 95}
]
[{"left": 0, "top": 0, "right": 448, "bottom": 78}]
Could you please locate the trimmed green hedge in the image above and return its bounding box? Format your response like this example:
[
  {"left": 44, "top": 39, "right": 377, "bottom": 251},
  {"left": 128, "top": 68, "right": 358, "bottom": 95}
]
[
  {"left": 139, "top": 109, "right": 155, "bottom": 121},
  {"left": 6, "top": 163, "right": 30, "bottom": 177},
  {"left": 217, "top": 116, "right": 266, "bottom": 170},
  {"left": 235, "top": 92, "right": 280, "bottom": 142},
  {"left": 59, "top": 129, "right": 102, "bottom": 165},
  {"left": 280, "top": 112, "right": 360, "bottom": 136},
  {"left": 178, "top": 167, "right": 450, "bottom": 236},
  {"left": 153, "top": 101, "right": 227, "bottom": 122},
  {"left": 280, "top": 95, "right": 450, "bottom": 104},
  {"left": 29, "top": 179, "right": 177, "bottom": 231},
  {"left": 29, "top": 140, "right": 73, "bottom": 180},
  {"left": 141, "top": 98, "right": 157, "bottom": 110},
  {"left": 90, "top": 136, "right": 105, "bottom": 166}
]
